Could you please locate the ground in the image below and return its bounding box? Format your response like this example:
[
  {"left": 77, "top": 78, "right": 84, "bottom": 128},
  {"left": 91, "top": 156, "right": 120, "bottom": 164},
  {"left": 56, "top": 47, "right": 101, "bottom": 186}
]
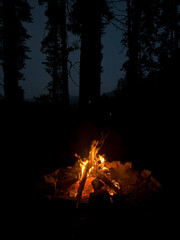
[{"left": 1, "top": 102, "right": 177, "bottom": 239}]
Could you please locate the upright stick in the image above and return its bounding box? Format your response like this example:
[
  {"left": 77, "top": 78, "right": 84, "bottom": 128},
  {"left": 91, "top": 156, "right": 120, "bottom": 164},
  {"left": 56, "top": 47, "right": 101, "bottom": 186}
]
[{"left": 76, "top": 162, "right": 91, "bottom": 208}]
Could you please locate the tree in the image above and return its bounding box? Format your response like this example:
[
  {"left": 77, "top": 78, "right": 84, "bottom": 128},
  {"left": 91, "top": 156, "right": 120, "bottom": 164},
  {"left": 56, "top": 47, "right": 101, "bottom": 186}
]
[
  {"left": 60, "top": 0, "right": 69, "bottom": 107},
  {"left": 157, "top": 0, "right": 180, "bottom": 88},
  {"left": 69, "top": 0, "right": 113, "bottom": 109},
  {"left": 0, "top": 0, "right": 32, "bottom": 102},
  {"left": 40, "top": 0, "right": 61, "bottom": 104},
  {"left": 118, "top": 0, "right": 180, "bottom": 165},
  {"left": 121, "top": 0, "right": 170, "bottom": 98},
  {"left": 121, "top": 0, "right": 180, "bottom": 92},
  {"left": 140, "top": 0, "right": 161, "bottom": 78},
  {"left": 122, "top": 0, "right": 144, "bottom": 96},
  {"left": 0, "top": 1, "right": 3, "bottom": 96},
  {"left": 39, "top": 0, "right": 69, "bottom": 106},
  {"left": 79, "top": 0, "right": 102, "bottom": 108}
]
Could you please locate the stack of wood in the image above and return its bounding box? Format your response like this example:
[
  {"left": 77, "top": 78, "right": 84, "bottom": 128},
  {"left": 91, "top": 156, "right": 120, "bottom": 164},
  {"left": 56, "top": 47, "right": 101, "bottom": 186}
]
[{"left": 39, "top": 160, "right": 161, "bottom": 207}]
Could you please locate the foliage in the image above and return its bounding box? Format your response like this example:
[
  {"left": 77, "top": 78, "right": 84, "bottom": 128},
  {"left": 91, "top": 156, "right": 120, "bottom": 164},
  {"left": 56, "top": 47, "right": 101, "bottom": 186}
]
[
  {"left": 121, "top": 0, "right": 180, "bottom": 87},
  {"left": 38, "top": 0, "right": 70, "bottom": 105},
  {"left": 0, "top": 0, "right": 32, "bottom": 80},
  {"left": 68, "top": 0, "right": 113, "bottom": 35},
  {"left": 0, "top": 0, "right": 32, "bottom": 101}
]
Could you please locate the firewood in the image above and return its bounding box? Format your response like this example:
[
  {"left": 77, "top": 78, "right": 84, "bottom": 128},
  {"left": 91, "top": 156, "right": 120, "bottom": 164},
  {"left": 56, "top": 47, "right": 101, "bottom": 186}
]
[
  {"left": 76, "top": 162, "right": 92, "bottom": 208},
  {"left": 91, "top": 177, "right": 104, "bottom": 192},
  {"left": 109, "top": 167, "right": 121, "bottom": 181},
  {"left": 108, "top": 167, "right": 123, "bottom": 187},
  {"left": 57, "top": 177, "right": 78, "bottom": 190},
  {"left": 97, "top": 173, "right": 123, "bottom": 196}
]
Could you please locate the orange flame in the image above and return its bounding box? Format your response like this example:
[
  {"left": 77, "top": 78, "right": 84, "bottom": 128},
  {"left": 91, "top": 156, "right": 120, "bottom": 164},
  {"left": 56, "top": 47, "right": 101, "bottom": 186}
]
[
  {"left": 73, "top": 139, "right": 123, "bottom": 200},
  {"left": 75, "top": 140, "right": 106, "bottom": 179}
]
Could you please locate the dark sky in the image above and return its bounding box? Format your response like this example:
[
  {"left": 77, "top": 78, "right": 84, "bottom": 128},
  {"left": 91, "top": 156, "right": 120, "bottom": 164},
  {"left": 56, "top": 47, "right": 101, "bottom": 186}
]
[{"left": 0, "top": 0, "right": 127, "bottom": 99}]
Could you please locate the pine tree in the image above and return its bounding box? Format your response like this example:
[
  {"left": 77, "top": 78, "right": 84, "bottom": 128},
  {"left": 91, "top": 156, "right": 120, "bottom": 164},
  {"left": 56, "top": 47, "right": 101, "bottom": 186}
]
[
  {"left": 60, "top": 0, "right": 69, "bottom": 107},
  {"left": 0, "top": 0, "right": 32, "bottom": 102},
  {"left": 69, "top": 0, "right": 113, "bottom": 109},
  {"left": 122, "top": 0, "right": 162, "bottom": 94},
  {"left": 39, "top": 0, "right": 69, "bottom": 106},
  {"left": 157, "top": 0, "right": 180, "bottom": 86},
  {"left": 121, "top": 0, "right": 142, "bottom": 96},
  {"left": 0, "top": 1, "right": 3, "bottom": 94},
  {"left": 140, "top": 0, "right": 161, "bottom": 78}
]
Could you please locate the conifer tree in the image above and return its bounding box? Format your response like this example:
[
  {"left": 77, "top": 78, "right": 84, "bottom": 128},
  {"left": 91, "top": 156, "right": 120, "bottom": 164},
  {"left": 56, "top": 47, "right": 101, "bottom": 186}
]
[
  {"left": 157, "top": 0, "right": 180, "bottom": 86},
  {"left": 0, "top": 0, "right": 32, "bottom": 102},
  {"left": 39, "top": 0, "right": 69, "bottom": 106},
  {"left": 69, "top": 0, "right": 113, "bottom": 108}
]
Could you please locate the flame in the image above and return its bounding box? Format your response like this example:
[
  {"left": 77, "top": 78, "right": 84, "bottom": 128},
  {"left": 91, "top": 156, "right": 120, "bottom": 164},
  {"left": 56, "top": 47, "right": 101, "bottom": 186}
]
[
  {"left": 74, "top": 138, "right": 122, "bottom": 201},
  {"left": 75, "top": 140, "right": 106, "bottom": 180},
  {"left": 79, "top": 159, "right": 89, "bottom": 179},
  {"left": 98, "top": 155, "right": 105, "bottom": 168}
]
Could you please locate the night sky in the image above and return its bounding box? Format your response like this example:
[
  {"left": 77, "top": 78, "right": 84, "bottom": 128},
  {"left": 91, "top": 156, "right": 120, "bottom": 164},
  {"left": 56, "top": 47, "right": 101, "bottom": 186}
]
[{"left": 16, "top": 0, "right": 127, "bottom": 100}]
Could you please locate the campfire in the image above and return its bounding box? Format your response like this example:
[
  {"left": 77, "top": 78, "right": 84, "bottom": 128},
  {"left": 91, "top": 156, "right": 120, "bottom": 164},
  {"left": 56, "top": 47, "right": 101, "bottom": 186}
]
[{"left": 40, "top": 136, "right": 161, "bottom": 207}]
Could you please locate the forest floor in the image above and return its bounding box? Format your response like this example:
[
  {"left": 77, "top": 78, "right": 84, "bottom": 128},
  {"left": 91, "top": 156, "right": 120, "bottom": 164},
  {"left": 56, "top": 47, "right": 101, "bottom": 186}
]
[{"left": 1, "top": 102, "right": 177, "bottom": 239}]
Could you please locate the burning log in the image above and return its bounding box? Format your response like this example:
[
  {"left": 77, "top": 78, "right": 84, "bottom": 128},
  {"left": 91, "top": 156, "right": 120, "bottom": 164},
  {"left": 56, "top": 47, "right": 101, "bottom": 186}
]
[
  {"left": 76, "top": 162, "right": 92, "bottom": 208},
  {"left": 40, "top": 136, "right": 161, "bottom": 207},
  {"left": 92, "top": 177, "right": 104, "bottom": 192},
  {"left": 97, "top": 173, "right": 123, "bottom": 196},
  {"left": 57, "top": 177, "right": 78, "bottom": 191},
  {"left": 109, "top": 167, "right": 121, "bottom": 182},
  {"left": 75, "top": 136, "right": 108, "bottom": 207}
]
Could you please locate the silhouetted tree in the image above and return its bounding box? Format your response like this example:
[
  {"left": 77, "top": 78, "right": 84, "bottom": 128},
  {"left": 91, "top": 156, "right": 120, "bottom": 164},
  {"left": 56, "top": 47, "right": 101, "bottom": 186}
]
[
  {"left": 157, "top": 0, "right": 180, "bottom": 89},
  {"left": 122, "top": 0, "right": 146, "bottom": 96},
  {"left": 39, "top": 0, "right": 61, "bottom": 104},
  {"left": 60, "top": 0, "right": 69, "bottom": 107},
  {"left": 140, "top": 1, "right": 161, "bottom": 78},
  {"left": 0, "top": 0, "right": 32, "bottom": 102},
  {"left": 121, "top": 0, "right": 180, "bottom": 95},
  {"left": 0, "top": 1, "right": 3, "bottom": 94},
  {"left": 127, "top": 0, "right": 141, "bottom": 91},
  {"left": 39, "top": 0, "right": 69, "bottom": 106},
  {"left": 118, "top": 0, "right": 180, "bottom": 166},
  {"left": 69, "top": 0, "right": 113, "bottom": 109}
]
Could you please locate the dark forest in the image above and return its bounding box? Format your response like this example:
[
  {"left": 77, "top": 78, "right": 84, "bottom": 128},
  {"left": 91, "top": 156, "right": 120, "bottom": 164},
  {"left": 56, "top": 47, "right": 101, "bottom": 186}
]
[{"left": 0, "top": 0, "right": 179, "bottom": 239}]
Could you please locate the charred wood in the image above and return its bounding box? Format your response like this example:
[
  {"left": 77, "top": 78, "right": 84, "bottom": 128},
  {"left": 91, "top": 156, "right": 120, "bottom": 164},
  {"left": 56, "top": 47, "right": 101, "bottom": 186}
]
[
  {"left": 97, "top": 173, "right": 123, "bottom": 196},
  {"left": 57, "top": 177, "right": 78, "bottom": 190},
  {"left": 91, "top": 177, "right": 104, "bottom": 192}
]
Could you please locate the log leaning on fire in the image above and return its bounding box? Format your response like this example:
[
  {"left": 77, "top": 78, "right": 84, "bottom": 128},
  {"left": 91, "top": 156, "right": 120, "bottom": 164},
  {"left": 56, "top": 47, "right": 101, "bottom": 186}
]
[
  {"left": 76, "top": 162, "right": 92, "bottom": 208},
  {"left": 97, "top": 173, "right": 123, "bottom": 196},
  {"left": 92, "top": 177, "right": 104, "bottom": 192}
]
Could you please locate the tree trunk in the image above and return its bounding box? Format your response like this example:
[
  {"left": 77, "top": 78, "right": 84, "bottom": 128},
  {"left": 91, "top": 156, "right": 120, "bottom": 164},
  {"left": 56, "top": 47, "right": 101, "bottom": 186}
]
[
  {"left": 3, "top": 0, "right": 19, "bottom": 102},
  {"left": 60, "top": 0, "right": 69, "bottom": 107},
  {"left": 79, "top": 0, "right": 102, "bottom": 109},
  {"left": 52, "top": 23, "right": 59, "bottom": 104},
  {"left": 126, "top": 0, "right": 142, "bottom": 160},
  {"left": 171, "top": 0, "right": 179, "bottom": 90},
  {"left": 172, "top": 0, "right": 179, "bottom": 58},
  {"left": 127, "top": 0, "right": 141, "bottom": 94}
]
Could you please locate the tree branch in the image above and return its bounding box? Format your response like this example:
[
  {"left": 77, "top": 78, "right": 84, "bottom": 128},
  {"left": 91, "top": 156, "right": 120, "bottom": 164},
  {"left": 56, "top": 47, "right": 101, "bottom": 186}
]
[{"left": 68, "top": 60, "right": 79, "bottom": 87}]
